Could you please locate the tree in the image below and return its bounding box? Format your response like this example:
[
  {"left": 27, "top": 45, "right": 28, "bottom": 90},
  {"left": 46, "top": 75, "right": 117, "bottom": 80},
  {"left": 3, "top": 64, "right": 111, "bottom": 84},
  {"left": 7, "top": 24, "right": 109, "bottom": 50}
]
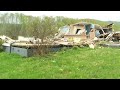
[{"left": 28, "top": 16, "right": 58, "bottom": 43}]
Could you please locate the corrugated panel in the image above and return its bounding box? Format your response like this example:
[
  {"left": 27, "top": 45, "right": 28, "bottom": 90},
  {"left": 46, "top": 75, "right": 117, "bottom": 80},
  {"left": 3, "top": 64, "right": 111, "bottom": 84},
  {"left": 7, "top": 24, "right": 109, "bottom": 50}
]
[
  {"left": 3, "top": 46, "right": 10, "bottom": 53},
  {"left": 11, "top": 47, "right": 28, "bottom": 57}
]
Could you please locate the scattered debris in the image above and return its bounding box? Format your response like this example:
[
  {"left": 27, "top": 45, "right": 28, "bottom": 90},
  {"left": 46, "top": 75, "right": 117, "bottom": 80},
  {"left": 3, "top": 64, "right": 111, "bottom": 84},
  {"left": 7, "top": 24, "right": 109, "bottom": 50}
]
[
  {"left": 54, "top": 22, "right": 114, "bottom": 47},
  {"left": 1, "top": 22, "right": 119, "bottom": 57},
  {"left": 89, "top": 43, "right": 95, "bottom": 49}
]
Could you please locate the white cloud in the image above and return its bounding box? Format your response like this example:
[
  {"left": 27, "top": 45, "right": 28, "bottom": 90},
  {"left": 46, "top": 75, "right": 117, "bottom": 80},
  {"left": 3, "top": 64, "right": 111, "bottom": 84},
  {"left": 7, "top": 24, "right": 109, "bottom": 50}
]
[{"left": 0, "top": 11, "right": 120, "bottom": 21}]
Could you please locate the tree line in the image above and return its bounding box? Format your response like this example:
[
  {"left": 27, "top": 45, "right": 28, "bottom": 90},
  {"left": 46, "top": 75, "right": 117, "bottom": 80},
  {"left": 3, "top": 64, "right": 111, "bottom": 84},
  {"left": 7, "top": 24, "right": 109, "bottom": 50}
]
[
  {"left": 0, "top": 13, "right": 80, "bottom": 41},
  {"left": 0, "top": 13, "right": 111, "bottom": 42}
]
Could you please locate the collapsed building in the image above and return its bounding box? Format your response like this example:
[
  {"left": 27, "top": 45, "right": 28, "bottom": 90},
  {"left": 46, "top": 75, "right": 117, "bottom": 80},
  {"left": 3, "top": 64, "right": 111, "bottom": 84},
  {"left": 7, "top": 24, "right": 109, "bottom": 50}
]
[
  {"left": 1, "top": 35, "right": 61, "bottom": 57},
  {"left": 1, "top": 22, "right": 117, "bottom": 57},
  {"left": 54, "top": 22, "right": 114, "bottom": 45},
  {"left": 56, "top": 22, "right": 113, "bottom": 39}
]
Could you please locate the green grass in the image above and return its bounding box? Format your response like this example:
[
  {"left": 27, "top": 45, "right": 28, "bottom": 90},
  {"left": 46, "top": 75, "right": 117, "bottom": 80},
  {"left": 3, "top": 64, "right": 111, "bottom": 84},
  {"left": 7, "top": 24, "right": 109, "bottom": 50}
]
[{"left": 0, "top": 47, "right": 120, "bottom": 79}]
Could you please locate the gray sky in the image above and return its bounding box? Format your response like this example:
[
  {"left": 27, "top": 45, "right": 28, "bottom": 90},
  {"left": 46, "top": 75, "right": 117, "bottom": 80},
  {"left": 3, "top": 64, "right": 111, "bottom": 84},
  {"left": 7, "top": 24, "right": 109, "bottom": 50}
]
[{"left": 0, "top": 11, "right": 120, "bottom": 21}]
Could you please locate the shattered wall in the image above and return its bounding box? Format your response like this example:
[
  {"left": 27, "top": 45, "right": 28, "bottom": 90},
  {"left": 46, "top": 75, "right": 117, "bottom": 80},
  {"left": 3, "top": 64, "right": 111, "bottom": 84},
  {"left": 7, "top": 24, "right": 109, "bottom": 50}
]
[{"left": 69, "top": 24, "right": 85, "bottom": 35}]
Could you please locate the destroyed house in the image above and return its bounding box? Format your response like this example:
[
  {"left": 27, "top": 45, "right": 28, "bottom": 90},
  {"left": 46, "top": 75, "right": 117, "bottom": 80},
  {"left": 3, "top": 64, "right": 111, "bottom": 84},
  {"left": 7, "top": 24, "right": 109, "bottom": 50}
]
[
  {"left": 68, "top": 22, "right": 94, "bottom": 35},
  {"left": 102, "top": 23, "right": 113, "bottom": 33},
  {"left": 58, "top": 22, "right": 101, "bottom": 40},
  {"left": 58, "top": 22, "right": 113, "bottom": 40},
  {"left": 94, "top": 23, "right": 113, "bottom": 38}
]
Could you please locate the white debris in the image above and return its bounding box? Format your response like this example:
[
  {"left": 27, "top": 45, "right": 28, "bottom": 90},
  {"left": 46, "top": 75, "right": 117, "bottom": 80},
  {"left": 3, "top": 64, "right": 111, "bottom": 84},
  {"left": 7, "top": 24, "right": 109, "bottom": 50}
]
[
  {"left": 94, "top": 37, "right": 98, "bottom": 41},
  {"left": 89, "top": 43, "right": 95, "bottom": 49},
  {"left": 0, "top": 35, "right": 13, "bottom": 41},
  {"left": 73, "top": 38, "right": 81, "bottom": 43},
  {"left": 2, "top": 43, "right": 10, "bottom": 46},
  {"left": 18, "top": 36, "right": 35, "bottom": 42}
]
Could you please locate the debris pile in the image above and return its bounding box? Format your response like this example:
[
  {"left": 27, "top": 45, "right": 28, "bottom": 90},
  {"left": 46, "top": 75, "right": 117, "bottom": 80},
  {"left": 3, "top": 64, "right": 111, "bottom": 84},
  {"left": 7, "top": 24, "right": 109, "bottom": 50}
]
[
  {"left": 53, "top": 22, "right": 115, "bottom": 48},
  {"left": 1, "top": 22, "right": 120, "bottom": 57}
]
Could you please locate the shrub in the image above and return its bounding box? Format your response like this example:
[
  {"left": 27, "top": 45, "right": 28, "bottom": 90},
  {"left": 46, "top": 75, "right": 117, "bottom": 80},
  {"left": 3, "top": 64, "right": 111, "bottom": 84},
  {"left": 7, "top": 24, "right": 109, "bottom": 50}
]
[
  {"left": 0, "top": 40, "right": 4, "bottom": 52},
  {"left": 72, "top": 46, "right": 80, "bottom": 50},
  {"left": 61, "top": 47, "right": 68, "bottom": 51},
  {"left": 33, "top": 44, "right": 51, "bottom": 56}
]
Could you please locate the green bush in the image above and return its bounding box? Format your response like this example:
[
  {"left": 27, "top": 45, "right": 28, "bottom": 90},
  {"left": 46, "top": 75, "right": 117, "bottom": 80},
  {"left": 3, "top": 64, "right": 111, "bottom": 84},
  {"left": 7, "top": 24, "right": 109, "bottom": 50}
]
[
  {"left": 61, "top": 47, "right": 68, "bottom": 51},
  {"left": 0, "top": 40, "right": 4, "bottom": 52},
  {"left": 72, "top": 46, "right": 80, "bottom": 50}
]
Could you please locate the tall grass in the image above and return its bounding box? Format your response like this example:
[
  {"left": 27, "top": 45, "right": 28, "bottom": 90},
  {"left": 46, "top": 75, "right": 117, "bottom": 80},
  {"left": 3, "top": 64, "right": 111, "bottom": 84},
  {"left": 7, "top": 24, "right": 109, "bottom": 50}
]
[{"left": 0, "top": 47, "right": 120, "bottom": 79}]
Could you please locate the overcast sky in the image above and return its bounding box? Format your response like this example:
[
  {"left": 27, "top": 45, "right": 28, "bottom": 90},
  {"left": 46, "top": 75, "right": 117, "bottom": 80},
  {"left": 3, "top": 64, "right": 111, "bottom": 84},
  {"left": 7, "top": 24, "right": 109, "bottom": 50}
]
[{"left": 0, "top": 11, "right": 120, "bottom": 21}]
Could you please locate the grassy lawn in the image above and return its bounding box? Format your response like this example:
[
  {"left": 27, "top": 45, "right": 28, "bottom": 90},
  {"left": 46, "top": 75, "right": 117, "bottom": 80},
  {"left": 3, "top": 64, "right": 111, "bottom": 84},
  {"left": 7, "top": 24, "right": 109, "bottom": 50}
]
[{"left": 0, "top": 47, "right": 120, "bottom": 79}]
